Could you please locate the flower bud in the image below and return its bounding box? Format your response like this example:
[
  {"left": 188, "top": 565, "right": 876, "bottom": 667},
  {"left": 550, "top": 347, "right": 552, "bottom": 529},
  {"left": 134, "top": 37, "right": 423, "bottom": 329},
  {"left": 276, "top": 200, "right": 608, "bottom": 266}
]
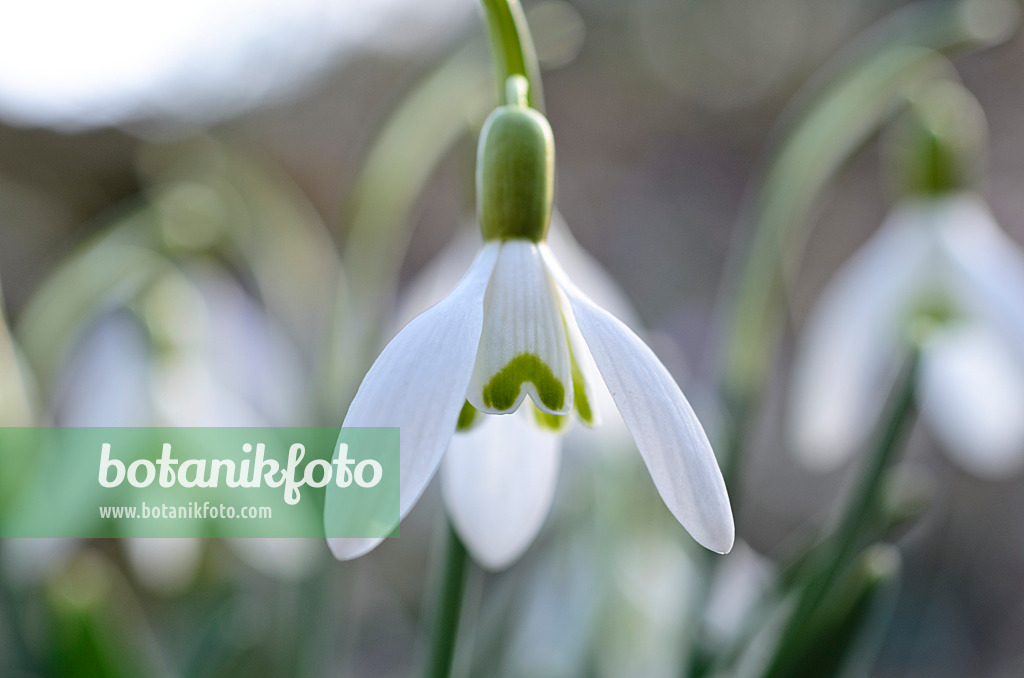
[
  {"left": 884, "top": 80, "right": 988, "bottom": 197},
  {"left": 476, "top": 103, "right": 555, "bottom": 242}
]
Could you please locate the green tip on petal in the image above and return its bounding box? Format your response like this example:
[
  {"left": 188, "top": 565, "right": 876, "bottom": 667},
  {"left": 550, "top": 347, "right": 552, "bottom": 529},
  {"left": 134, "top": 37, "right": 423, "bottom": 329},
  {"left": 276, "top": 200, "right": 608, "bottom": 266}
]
[
  {"left": 483, "top": 352, "right": 566, "bottom": 413},
  {"left": 456, "top": 401, "right": 480, "bottom": 431},
  {"left": 533, "top": 404, "right": 570, "bottom": 432},
  {"left": 571, "top": 357, "right": 594, "bottom": 425},
  {"left": 476, "top": 105, "right": 555, "bottom": 243}
]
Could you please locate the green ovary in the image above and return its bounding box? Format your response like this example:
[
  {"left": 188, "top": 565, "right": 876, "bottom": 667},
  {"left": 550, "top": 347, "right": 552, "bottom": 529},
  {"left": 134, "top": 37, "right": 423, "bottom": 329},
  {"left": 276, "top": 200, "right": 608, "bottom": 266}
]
[{"left": 482, "top": 353, "right": 566, "bottom": 412}]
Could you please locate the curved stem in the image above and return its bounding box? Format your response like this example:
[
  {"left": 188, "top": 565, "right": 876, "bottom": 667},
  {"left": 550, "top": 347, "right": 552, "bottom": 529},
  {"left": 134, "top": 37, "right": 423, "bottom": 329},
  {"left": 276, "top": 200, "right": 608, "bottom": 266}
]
[
  {"left": 479, "top": 0, "right": 544, "bottom": 111},
  {"left": 425, "top": 523, "right": 470, "bottom": 678}
]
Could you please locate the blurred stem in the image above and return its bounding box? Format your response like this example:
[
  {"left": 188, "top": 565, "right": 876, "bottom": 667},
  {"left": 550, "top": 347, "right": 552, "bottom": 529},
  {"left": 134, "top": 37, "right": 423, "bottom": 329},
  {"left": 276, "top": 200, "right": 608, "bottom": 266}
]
[
  {"left": 828, "top": 351, "right": 919, "bottom": 574},
  {"left": 479, "top": 0, "right": 544, "bottom": 110},
  {"left": 425, "top": 523, "right": 470, "bottom": 678},
  {"left": 763, "top": 545, "right": 902, "bottom": 678},
  {"left": 770, "top": 350, "right": 919, "bottom": 669},
  {"left": 691, "top": 350, "right": 919, "bottom": 678}
]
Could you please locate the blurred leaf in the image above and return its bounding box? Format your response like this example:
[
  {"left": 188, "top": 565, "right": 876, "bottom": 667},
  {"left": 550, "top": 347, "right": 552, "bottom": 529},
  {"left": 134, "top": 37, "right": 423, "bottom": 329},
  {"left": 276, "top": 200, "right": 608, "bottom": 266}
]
[{"left": 759, "top": 544, "right": 901, "bottom": 678}]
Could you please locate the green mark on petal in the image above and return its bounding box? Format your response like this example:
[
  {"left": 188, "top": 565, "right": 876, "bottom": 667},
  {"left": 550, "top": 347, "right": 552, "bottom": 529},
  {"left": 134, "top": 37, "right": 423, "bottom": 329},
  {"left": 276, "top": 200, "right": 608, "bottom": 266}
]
[
  {"left": 533, "top": 404, "right": 569, "bottom": 432},
  {"left": 456, "top": 401, "right": 479, "bottom": 431},
  {"left": 483, "top": 352, "right": 565, "bottom": 412},
  {"left": 571, "top": 356, "right": 594, "bottom": 425}
]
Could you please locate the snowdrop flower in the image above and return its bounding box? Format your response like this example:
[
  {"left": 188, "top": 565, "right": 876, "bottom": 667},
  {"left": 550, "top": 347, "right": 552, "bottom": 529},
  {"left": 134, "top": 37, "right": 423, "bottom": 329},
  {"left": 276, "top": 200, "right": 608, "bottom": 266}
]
[
  {"left": 52, "top": 268, "right": 321, "bottom": 582},
  {"left": 327, "top": 77, "right": 734, "bottom": 567},
  {"left": 790, "top": 193, "right": 1024, "bottom": 478},
  {"left": 392, "top": 220, "right": 638, "bottom": 569},
  {"left": 791, "top": 83, "right": 1024, "bottom": 479}
]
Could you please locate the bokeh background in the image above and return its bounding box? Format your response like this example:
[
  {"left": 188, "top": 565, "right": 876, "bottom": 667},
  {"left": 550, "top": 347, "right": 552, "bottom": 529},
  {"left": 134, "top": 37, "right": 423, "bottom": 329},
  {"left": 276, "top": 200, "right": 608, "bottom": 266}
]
[{"left": 1, "top": 1, "right": 1023, "bottom": 676}]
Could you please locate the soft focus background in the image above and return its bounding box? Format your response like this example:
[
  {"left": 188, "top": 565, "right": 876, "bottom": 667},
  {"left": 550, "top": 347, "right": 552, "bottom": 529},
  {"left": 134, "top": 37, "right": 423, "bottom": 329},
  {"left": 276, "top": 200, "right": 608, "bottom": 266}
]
[{"left": 1, "top": 1, "right": 1023, "bottom": 677}]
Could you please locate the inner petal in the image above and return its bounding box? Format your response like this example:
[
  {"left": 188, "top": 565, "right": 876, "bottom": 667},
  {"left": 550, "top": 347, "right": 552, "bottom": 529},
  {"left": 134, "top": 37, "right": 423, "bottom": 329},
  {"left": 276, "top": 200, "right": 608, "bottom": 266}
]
[
  {"left": 468, "top": 240, "right": 574, "bottom": 415},
  {"left": 555, "top": 282, "right": 602, "bottom": 427}
]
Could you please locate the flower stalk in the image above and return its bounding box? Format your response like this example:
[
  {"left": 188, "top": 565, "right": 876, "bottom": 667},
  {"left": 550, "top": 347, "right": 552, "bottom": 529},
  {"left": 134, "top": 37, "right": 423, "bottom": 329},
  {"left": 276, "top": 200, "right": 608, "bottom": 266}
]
[
  {"left": 479, "top": 0, "right": 544, "bottom": 110},
  {"left": 425, "top": 525, "right": 470, "bottom": 678},
  {"left": 423, "top": 4, "right": 543, "bottom": 677}
]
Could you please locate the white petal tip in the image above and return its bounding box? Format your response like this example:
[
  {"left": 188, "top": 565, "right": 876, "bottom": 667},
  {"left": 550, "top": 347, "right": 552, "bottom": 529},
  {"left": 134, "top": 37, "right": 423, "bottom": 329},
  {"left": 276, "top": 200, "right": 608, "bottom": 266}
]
[
  {"left": 442, "top": 409, "right": 561, "bottom": 572},
  {"left": 703, "top": 531, "right": 736, "bottom": 556},
  {"left": 464, "top": 540, "right": 531, "bottom": 572},
  {"left": 326, "top": 537, "right": 382, "bottom": 561},
  {"left": 687, "top": 507, "right": 736, "bottom": 555}
]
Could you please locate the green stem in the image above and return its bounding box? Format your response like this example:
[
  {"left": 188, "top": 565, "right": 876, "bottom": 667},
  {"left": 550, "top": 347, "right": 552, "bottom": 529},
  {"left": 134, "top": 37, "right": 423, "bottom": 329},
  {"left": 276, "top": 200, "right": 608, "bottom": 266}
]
[
  {"left": 772, "top": 350, "right": 919, "bottom": 667},
  {"left": 830, "top": 352, "right": 919, "bottom": 566},
  {"left": 425, "top": 524, "right": 470, "bottom": 678},
  {"left": 479, "top": 0, "right": 544, "bottom": 111}
]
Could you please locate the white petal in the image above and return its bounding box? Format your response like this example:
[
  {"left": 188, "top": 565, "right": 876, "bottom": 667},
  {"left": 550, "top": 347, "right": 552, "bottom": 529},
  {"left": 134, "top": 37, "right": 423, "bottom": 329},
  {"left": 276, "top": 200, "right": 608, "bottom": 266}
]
[
  {"left": 467, "top": 241, "right": 574, "bottom": 416},
  {"left": 442, "top": 408, "right": 561, "bottom": 570},
  {"left": 541, "top": 246, "right": 733, "bottom": 554},
  {"left": 548, "top": 217, "right": 633, "bottom": 440},
  {"left": 555, "top": 282, "right": 602, "bottom": 426},
  {"left": 326, "top": 243, "right": 499, "bottom": 560},
  {"left": 935, "top": 194, "right": 1024, "bottom": 363},
  {"left": 789, "top": 206, "right": 934, "bottom": 470},
  {"left": 919, "top": 323, "right": 1024, "bottom": 479}
]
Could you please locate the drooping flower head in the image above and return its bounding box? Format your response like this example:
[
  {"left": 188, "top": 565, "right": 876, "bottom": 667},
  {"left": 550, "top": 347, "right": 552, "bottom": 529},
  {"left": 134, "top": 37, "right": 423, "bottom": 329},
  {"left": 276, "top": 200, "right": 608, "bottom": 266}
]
[
  {"left": 790, "top": 81, "right": 1024, "bottom": 479},
  {"left": 327, "top": 76, "right": 734, "bottom": 567}
]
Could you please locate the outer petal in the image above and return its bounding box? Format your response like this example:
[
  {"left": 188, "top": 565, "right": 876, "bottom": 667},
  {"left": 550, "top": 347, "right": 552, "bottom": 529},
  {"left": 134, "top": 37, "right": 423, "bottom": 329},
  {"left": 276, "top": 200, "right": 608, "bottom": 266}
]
[
  {"left": 442, "top": 408, "right": 561, "bottom": 570},
  {"left": 467, "top": 241, "right": 574, "bottom": 416},
  {"left": 540, "top": 246, "right": 734, "bottom": 554},
  {"left": 789, "top": 206, "right": 934, "bottom": 470},
  {"left": 936, "top": 194, "right": 1024, "bottom": 363},
  {"left": 555, "top": 282, "right": 602, "bottom": 426},
  {"left": 326, "top": 243, "right": 499, "bottom": 560},
  {"left": 919, "top": 323, "right": 1024, "bottom": 479}
]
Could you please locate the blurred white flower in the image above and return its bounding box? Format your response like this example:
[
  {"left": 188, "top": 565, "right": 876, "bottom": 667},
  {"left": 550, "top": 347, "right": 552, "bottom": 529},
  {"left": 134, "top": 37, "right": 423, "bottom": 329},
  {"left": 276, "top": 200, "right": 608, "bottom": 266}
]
[
  {"left": 0, "top": 0, "right": 470, "bottom": 130},
  {"left": 53, "top": 267, "right": 322, "bottom": 582},
  {"left": 791, "top": 192, "right": 1024, "bottom": 478},
  {"left": 327, "top": 227, "right": 734, "bottom": 568}
]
